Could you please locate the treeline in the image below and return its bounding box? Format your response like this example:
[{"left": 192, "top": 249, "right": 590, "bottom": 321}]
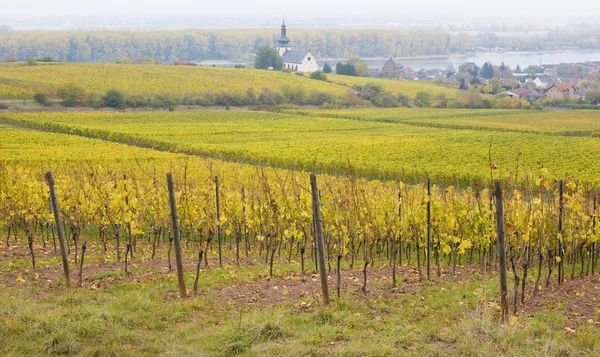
[{"left": 0, "top": 29, "right": 450, "bottom": 63}]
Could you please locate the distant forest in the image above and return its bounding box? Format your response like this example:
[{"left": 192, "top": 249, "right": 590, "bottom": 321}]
[{"left": 0, "top": 27, "right": 599, "bottom": 63}]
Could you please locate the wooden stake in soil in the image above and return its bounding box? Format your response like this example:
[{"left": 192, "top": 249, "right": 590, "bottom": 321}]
[
  {"left": 45, "top": 171, "right": 71, "bottom": 288},
  {"left": 79, "top": 241, "right": 86, "bottom": 287},
  {"left": 592, "top": 196, "right": 597, "bottom": 275},
  {"left": 167, "top": 173, "right": 187, "bottom": 298},
  {"left": 215, "top": 176, "right": 222, "bottom": 267},
  {"left": 426, "top": 178, "right": 431, "bottom": 281},
  {"left": 125, "top": 243, "right": 131, "bottom": 274},
  {"left": 194, "top": 250, "right": 204, "bottom": 295},
  {"left": 494, "top": 180, "right": 508, "bottom": 322},
  {"left": 558, "top": 180, "right": 564, "bottom": 285},
  {"left": 310, "top": 173, "right": 330, "bottom": 306}
]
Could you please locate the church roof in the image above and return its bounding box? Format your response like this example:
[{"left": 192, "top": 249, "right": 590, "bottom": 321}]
[
  {"left": 278, "top": 35, "right": 290, "bottom": 46},
  {"left": 281, "top": 50, "right": 310, "bottom": 64}
]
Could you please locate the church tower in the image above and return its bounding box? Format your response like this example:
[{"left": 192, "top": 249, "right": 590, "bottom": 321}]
[{"left": 276, "top": 19, "right": 292, "bottom": 56}]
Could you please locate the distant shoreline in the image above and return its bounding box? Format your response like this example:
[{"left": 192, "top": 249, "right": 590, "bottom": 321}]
[{"left": 199, "top": 49, "right": 600, "bottom": 66}]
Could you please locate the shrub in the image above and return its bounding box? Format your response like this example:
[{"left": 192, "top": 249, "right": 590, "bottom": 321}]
[
  {"left": 103, "top": 89, "right": 126, "bottom": 109},
  {"left": 414, "top": 91, "right": 432, "bottom": 107},
  {"left": 57, "top": 83, "right": 86, "bottom": 107},
  {"left": 26, "top": 58, "right": 37, "bottom": 66},
  {"left": 258, "top": 88, "right": 284, "bottom": 105},
  {"left": 33, "top": 93, "right": 49, "bottom": 106},
  {"left": 310, "top": 71, "right": 327, "bottom": 81},
  {"left": 281, "top": 86, "right": 307, "bottom": 105},
  {"left": 372, "top": 93, "right": 399, "bottom": 107},
  {"left": 85, "top": 93, "right": 103, "bottom": 108}
]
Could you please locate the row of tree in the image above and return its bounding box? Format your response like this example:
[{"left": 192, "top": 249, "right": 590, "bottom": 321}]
[{"left": 0, "top": 29, "right": 450, "bottom": 63}]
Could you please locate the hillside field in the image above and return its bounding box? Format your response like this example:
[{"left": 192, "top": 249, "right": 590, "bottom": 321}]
[
  {"left": 3, "top": 108, "right": 600, "bottom": 185},
  {"left": 327, "top": 74, "right": 458, "bottom": 97},
  {"left": 2, "top": 118, "right": 600, "bottom": 356},
  {"left": 0, "top": 63, "right": 347, "bottom": 99}
]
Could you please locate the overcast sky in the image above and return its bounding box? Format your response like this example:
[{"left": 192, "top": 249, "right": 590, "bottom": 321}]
[{"left": 3, "top": 0, "right": 598, "bottom": 18}]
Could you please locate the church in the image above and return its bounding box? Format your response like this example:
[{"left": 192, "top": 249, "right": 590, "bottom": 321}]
[{"left": 275, "top": 20, "right": 318, "bottom": 73}]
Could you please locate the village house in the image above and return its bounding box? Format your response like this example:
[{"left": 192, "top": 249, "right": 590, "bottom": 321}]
[
  {"left": 401, "top": 67, "right": 417, "bottom": 80},
  {"left": 545, "top": 83, "right": 580, "bottom": 99},
  {"left": 503, "top": 88, "right": 546, "bottom": 101},
  {"left": 381, "top": 58, "right": 402, "bottom": 79},
  {"left": 275, "top": 20, "right": 318, "bottom": 73}
]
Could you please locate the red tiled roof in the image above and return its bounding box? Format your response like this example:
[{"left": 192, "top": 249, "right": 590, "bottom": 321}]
[{"left": 546, "top": 83, "right": 578, "bottom": 93}]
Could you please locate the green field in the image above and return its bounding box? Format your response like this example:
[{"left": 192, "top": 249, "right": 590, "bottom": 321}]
[
  {"left": 327, "top": 74, "right": 458, "bottom": 97},
  {"left": 300, "top": 108, "right": 600, "bottom": 135},
  {"left": 2, "top": 109, "right": 600, "bottom": 185},
  {"left": 2, "top": 105, "right": 600, "bottom": 356},
  {"left": 0, "top": 63, "right": 347, "bottom": 98}
]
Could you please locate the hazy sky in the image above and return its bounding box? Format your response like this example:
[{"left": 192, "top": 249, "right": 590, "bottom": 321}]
[{"left": 3, "top": 0, "right": 597, "bottom": 18}]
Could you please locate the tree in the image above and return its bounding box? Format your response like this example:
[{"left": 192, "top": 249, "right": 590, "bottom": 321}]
[
  {"left": 585, "top": 90, "right": 600, "bottom": 105},
  {"left": 483, "top": 77, "right": 503, "bottom": 94},
  {"left": 523, "top": 65, "right": 542, "bottom": 75},
  {"left": 337, "top": 63, "right": 356, "bottom": 76},
  {"left": 355, "top": 60, "right": 368, "bottom": 77},
  {"left": 103, "top": 89, "right": 126, "bottom": 109},
  {"left": 310, "top": 71, "right": 327, "bottom": 81},
  {"left": 26, "top": 58, "right": 37, "bottom": 66},
  {"left": 347, "top": 56, "right": 360, "bottom": 65},
  {"left": 455, "top": 33, "right": 470, "bottom": 53},
  {"left": 459, "top": 78, "right": 468, "bottom": 90},
  {"left": 499, "top": 61, "right": 506, "bottom": 73},
  {"left": 57, "top": 84, "right": 86, "bottom": 107},
  {"left": 322, "top": 63, "right": 332, "bottom": 73},
  {"left": 33, "top": 93, "right": 49, "bottom": 106},
  {"left": 515, "top": 65, "right": 522, "bottom": 73},
  {"left": 481, "top": 62, "right": 495, "bottom": 79},
  {"left": 414, "top": 91, "right": 431, "bottom": 107},
  {"left": 254, "top": 45, "right": 284, "bottom": 70}
]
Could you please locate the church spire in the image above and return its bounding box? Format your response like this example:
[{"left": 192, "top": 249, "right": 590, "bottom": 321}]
[{"left": 278, "top": 18, "right": 290, "bottom": 47}]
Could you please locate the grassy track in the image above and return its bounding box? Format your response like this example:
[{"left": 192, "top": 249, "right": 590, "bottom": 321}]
[{"left": 1, "top": 238, "right": 597, "bottom": 357}]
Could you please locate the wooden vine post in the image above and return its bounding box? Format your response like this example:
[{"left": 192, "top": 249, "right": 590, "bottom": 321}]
[
  {"left": 215, "top": 176, "right": 222, "bottom": 267},
  {"left": 45, "top": 171, "right": 71, "bottom": 288},
  {"left": 426, "top": 178, "right": 431, "bottom": 281},
  {"left": 167, "top": 173, "right": 187, "bottom": 298},
  {"left": 494, "top": 180, "right": 508, "bottom": 322},
  {"left": 310, "top": 173, "right": 330, "bottom": 306},
  {"left": 593, "top": 195, "right": 597, "bottom": 275},
  {"left": 558, "top": 180, "right": 564, "bottom": 285}
]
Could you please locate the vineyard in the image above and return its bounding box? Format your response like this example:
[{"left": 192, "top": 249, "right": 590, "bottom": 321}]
[
  {"left": 327, "top": 74, "right": 458, "bottom": 98},
  {"left": 2, "top": 105, "right": 600, "bottom": 355},
  {"left": 0, "top": 63, "right": 347, "bottom": 99},
  {"left": 3, "top": 110, "right": 600, "bottom": 186}
]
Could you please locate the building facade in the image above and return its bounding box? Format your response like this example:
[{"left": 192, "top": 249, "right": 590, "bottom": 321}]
[
  {"left": 545, "top": 83, "right": 579, "bottom": 99},
  {"left": 276, "top": 20, "right": 318, "bottom": 73},
  {"left": 382, "top": 58, "right": 401, "bottom": 79}
]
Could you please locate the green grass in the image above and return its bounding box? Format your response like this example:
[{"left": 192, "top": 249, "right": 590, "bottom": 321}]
[{"left": 1, "top": 266, "right": 597, "bottom": 357}]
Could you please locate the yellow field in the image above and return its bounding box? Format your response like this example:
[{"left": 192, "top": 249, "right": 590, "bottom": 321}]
[
  {"left": 327, "top": 74, "right": 457, "bottom": 97},
  {"left": 0, "top": 63, "right": 347, "bottom": 98}
]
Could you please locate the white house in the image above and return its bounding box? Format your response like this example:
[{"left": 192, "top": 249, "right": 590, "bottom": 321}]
[{"left": 275, "top": 20, "right": 318, "bottom": 73}]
